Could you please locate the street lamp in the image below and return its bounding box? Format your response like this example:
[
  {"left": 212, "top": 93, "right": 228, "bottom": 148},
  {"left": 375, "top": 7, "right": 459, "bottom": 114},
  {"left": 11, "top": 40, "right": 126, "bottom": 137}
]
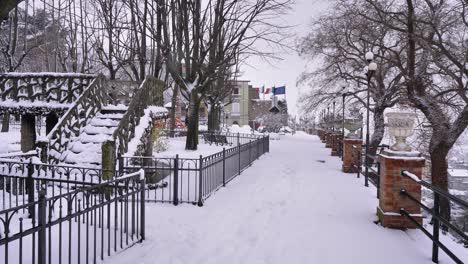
[
  {"left": 364, "top": 51, "right": 377, "bottom": 187},
  {"left": 332, "top": 101, "right": 336, "bottom": 132}
]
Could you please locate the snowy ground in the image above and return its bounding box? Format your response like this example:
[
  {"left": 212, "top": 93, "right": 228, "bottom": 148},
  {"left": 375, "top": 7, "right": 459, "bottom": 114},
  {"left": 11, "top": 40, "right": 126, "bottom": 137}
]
[
  {"left": 105, "top": 132, "right": 467, "bottom": 264},
  {"left": 154, "top": 136, "right": 227, "bottom": 158}
]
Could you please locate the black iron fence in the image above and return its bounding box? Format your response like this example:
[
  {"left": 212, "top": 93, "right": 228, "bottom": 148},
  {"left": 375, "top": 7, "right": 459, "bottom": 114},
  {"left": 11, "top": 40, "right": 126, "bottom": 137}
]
[
  {"left": 0, "top": 160, "right": 116, "bottom": 212},
  {"left": 0, "top": 169, "right": 145, "bottom": 264},
  {"left": 400, "top": 171, "right": 468, "bottom": 264},
  {"left": 121, "top": 134, "right": 269, "bottom": 206},
  {"left": 352, "top": 144, "right": 389, "bottom": 197},
  {"left": 163, "top": 129, "right": 266, "bottom": 146}
]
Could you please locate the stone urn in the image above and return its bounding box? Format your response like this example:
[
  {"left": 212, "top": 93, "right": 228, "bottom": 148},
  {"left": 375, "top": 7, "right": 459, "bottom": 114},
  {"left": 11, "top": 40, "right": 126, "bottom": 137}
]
[
  {"left": 386, "top": 112, "right": 417, "bottom": 151},
  {"left": 344, "top": 118, "right": 362, "bottom": 139},
  {"left": 333, "top": 120, "right": 343, "bottom": 132}
]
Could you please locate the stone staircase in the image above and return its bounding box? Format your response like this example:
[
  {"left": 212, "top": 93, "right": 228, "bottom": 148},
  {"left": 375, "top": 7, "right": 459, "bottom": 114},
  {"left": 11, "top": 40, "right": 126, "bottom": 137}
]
[{"left": 60, "top": 106, "right": 127, "bottom": 167}]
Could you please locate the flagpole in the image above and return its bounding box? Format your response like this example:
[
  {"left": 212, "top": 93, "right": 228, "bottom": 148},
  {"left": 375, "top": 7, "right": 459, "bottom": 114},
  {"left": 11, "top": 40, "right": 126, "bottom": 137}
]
[
  {"left": 284, "top": 84, "right": 287, "bottom": 101},
  {"left": 263, "top": 84, "right": 265, "bottom": 101}
]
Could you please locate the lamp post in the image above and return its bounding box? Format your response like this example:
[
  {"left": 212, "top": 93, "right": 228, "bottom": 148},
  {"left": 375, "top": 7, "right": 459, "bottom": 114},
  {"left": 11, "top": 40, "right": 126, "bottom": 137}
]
[
  {"left": 364, "top": 51, "right": 378, "bottom": 187},
  {"left": 332, "top": 101, "right": 336, "bottom": 132}
]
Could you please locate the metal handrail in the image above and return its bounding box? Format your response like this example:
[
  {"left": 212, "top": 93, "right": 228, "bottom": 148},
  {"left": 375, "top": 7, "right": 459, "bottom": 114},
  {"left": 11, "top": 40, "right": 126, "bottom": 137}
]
[{"left": 401, "top": 170, "right": 468, "bottom": 264}]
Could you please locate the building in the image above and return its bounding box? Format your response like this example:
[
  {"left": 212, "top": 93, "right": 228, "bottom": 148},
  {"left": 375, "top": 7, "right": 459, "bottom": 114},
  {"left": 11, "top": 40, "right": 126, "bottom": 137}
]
[
  {"left": 224, "top": 80, "right": 251, "bottom": 126},
  {"left": 250, "top": 95, "right": 288, "bottom": 132}
]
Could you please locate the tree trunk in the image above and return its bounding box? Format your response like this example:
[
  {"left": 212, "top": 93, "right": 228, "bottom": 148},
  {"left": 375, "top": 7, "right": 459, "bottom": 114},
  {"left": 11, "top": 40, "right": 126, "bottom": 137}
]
[
  {"left": 208, "top": 105, "right": 220, "bottom": 132},
  {"left": 169, "top": 84, "right": 179, "bottom": 137},
  {"left": 1, "top": 113, "right": 10, "bottom": 132},
  {"left": 430, "top": 144, "right": 451, "bottom": 224},
  {"left": 369, "top": 108, "right": 385, "bottom": 157},
  {"left": 185, "top": 93, "right": 200, "bottom": 150},
  {"left": 21, "top": 114, "right": 36, "bottom": 152}
]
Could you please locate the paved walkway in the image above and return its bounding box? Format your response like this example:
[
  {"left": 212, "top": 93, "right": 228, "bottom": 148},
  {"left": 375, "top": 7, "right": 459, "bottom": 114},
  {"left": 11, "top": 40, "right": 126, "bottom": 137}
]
[{"left": 107, "top": 133, "right": 466, "bottom": 264}]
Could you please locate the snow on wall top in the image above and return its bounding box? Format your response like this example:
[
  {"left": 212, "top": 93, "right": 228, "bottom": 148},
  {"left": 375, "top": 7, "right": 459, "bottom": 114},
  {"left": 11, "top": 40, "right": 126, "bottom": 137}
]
[{"left": 0, "top": 72, "right": 97, "bottom": 78}]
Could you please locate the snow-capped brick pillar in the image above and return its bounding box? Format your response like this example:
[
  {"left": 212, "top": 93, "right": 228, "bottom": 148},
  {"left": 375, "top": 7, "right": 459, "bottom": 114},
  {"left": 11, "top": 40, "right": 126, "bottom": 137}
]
[
  {"left": 342, "top": 138, "right": 362, "bottom": 173},
  {"left": 377, "top": 150, "right": 425, "bottom": 229},
  {"left": 318, "top": 129, "right": 325, "bottom": 141},
  {"left": 331, "top": 133, "right": 342, "bottom": 156},
  {"left": 325, "top": 131, "right": 333, "bottom": 148}
]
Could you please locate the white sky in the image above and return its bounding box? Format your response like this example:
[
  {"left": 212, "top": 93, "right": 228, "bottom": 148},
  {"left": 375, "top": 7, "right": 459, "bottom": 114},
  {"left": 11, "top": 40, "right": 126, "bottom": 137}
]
[{"left": 241, "top": 0, "right": 331, "bottom": 116}]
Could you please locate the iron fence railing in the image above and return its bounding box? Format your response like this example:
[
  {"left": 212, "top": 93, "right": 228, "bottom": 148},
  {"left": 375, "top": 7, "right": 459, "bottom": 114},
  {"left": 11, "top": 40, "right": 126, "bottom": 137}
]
[
  {"left": 121, "top": 134, "right": 269, "bottom": 206},
  {"left": 400, "top": 170, "right": 468, "bottom": 264},
  {"left": 0, "top": 160, "right": 117, "bottom": 212},
  {"left": 352, "top": 144, "right": 389, "bottom": 197},
  {"left": 163, "top": 130, "right": 266, "bottom": 146},
  {"left": 0, "top": 170, "right": 145, "bottom": 264}
]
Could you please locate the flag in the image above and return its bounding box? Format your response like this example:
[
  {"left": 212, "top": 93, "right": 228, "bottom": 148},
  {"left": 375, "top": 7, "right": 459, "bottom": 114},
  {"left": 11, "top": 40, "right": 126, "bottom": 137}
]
[
  {"left": 256, "top": 87, "right": 260, "bottom": 93},
  {"left": 264, "top": 88, "right": 271, "bottom": 94},
  {"left": 261, "top": 85, "right": 265, "bottom": 93},
  {"left": 273, "top": 86, "right": 286, "bottom": 95}
]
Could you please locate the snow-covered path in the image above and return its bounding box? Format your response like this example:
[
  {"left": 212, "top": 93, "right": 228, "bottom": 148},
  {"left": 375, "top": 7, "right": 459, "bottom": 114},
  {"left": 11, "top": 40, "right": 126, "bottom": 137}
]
[{"left": 107, "top": 133, "right": 466, "bottom": 264}]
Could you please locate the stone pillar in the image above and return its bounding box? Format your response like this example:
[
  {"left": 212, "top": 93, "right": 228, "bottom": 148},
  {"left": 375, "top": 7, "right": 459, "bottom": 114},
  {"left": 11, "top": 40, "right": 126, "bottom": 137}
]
[
  {"left": 102, "top": 140, "right": 116, "bottom": 180},
  {"left": 21, "top": 114, "right": 36, "bottom": 152},
  {"left": 377, "top": 150, "right": 425, "bottom": 229},
  {"left": 331, "top": 133, "right": 342, "bottom": 156},
  {"left": 342, "top": 138, "right": 362, "bottom": 173},
  {"left": 325, "top": 131, "right": 332, "bottom": 148}
]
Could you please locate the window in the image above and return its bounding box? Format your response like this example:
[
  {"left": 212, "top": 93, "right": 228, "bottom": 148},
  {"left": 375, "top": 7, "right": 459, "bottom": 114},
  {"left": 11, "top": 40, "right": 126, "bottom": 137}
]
[
  {"left": 232, "top": 87, "right": 240, "bottom": 95},
  {"left": 232, "top": 103, "right": 240, "bottom": 115}
]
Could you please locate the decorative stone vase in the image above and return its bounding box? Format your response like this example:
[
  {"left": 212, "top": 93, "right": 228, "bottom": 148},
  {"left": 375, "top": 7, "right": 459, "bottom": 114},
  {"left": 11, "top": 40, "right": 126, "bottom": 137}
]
[
  {"left": 333, "top": 120, "right": 342, "bottom": 131},
  {"left": 386, "top": 112, "right": 417, "bottom": 151},
  {"left": 344, "top": 118, "right": 362, "bottom": 139}
]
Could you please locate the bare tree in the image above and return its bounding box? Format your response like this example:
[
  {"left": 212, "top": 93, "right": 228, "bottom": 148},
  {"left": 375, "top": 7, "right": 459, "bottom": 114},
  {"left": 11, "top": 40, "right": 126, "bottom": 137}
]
[
  {"left": 355, "top": 0, "right": 468, "bottom": 221},
  {"left": 158, "top": 0, "right": 293, "bottom": 150},
  {"left": 298, "top": 2, "right": 402, "bottom": 156}
]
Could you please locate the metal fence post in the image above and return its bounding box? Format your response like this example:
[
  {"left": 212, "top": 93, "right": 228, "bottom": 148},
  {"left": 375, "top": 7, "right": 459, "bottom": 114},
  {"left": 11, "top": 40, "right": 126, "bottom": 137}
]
[
  {"left": 377, "top": 161, "right": 381, "bottom": 199},
  {"left": 249, "top": 140, "right": 252, "bottom": 166},
  {"left": 257, "top": 139, "right": 260, "bottom": 159},
  {"left": 357, "top": 149, "right": 361, "bottom": 178},
  {"left": 237, "top": 133, "right": 240, "bottom": 146},
  {"left": 38, "top": 190, "right": 46, "bottom": 264},
  {"left": 432, "top": 192, "right": 440, "bottom": 263},
  {"left": 118, "top": 153, "right": 123, "bottom": 175},
  {"left": 197, "top": 155, "right": 203, "bottom": 207},
  {"left": 222, "top": 148, "right": 226, "bottom": 187},
  {"left": 267, "top": 136, "right": 270, "bottom": 152},
  {"left": 173, "top": 155, "right": 179, "bottom": 206},
  {"left": 140, "top": 176, "right": 146, "bottom": 241},
  {"left": 238, "top": 145, "right": 241, "bottom": 175},
  {"left": 26, "top": 160, "right": 35, "bottom": 218}
]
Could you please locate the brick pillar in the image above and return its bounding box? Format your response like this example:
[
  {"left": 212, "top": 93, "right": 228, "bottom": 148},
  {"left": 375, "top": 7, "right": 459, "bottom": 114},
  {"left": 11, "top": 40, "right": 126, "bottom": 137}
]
[
  {"left": 320, "top": 129, "right": 326, "bottom": 143},
  {"left": 331, "top": 133, "right": 342, "bottom": 156},
  {"left": 318, "top": 129, "right": 324, "bottom": 141},
  {"left": 377, "top": 150, "right": 425, "bottom": 229},
  {"left": 342, "top": 138, "right": 362, "bottom": 173},
  {"left": 325, "top": 131, "right": 332, "bottom": 148}
]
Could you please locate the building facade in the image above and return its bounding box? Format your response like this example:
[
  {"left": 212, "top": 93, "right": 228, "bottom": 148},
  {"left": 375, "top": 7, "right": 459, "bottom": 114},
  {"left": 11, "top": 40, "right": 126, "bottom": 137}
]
[{"left": 224, "top": 80, "right": 251, "bottom": 126}]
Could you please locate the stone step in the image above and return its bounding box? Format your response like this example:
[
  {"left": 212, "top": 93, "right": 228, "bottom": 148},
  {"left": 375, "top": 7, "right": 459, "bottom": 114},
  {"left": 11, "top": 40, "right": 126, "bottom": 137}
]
[
  {"left": 83, "top": 126, "right": 114, "bottom": 136},
  {"left": 95, "top": 113, "right": 125, "bottom": 120},
  {"left": 101, "top": 105, "right": 128, "bottom": 115},
  {"left": 78, "top": 133, "right": 111, "bottom": 144},
  {"left": 69, "top": 142, "right": 102, "bottom": 154},
  {"left": 89, "top": 118, "right": 120, "bottom": 127}
]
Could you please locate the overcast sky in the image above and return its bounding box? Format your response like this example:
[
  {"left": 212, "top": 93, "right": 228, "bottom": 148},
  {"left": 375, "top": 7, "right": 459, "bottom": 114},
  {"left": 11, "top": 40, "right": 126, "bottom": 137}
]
[{"left": 241, "top": 0, "right": 331, "bottom": 116}]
